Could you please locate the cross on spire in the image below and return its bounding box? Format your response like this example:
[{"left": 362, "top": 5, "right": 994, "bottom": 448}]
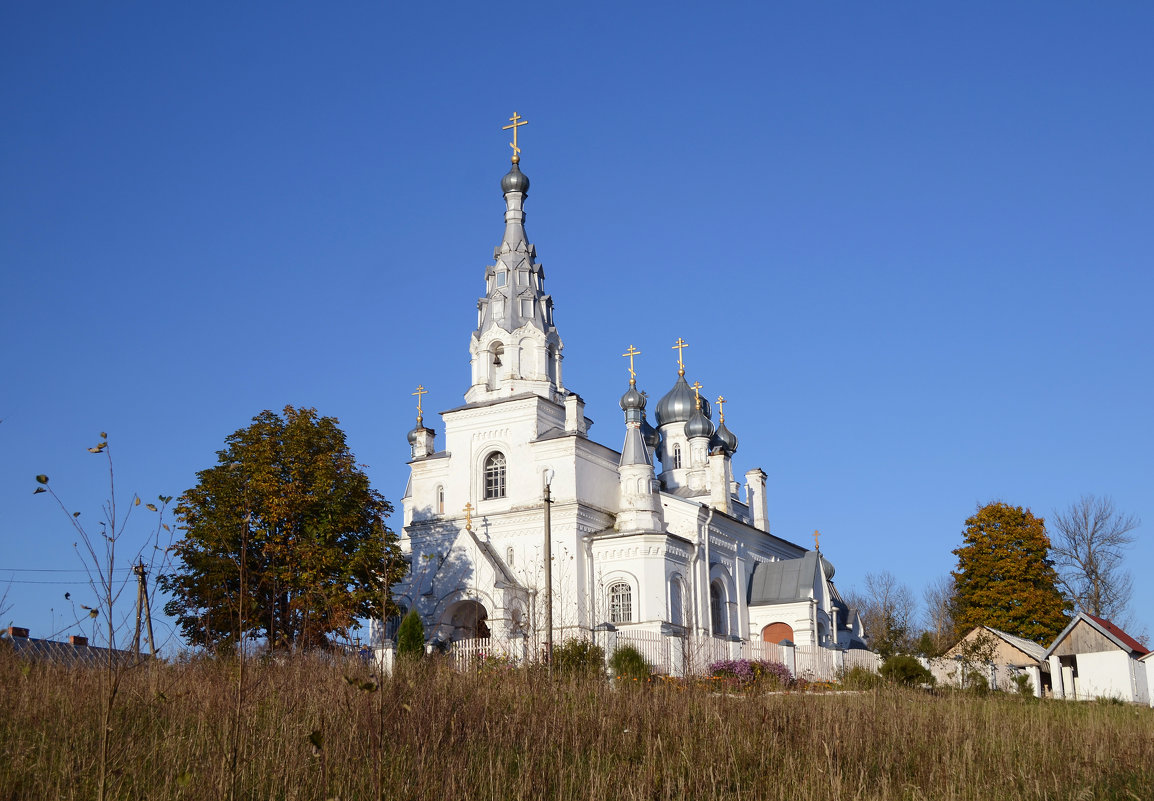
[
  {"left": 814, "top": 529, "right": 821, "bottom": 551},
  {"left": 691, "top": 380, "right": 703, "bottom": 410},
  {"left": 502, "top": 111, "right": 528, "bottom": 163},
  {"left": 464, "top": 502, "right": 474, "bottom": 531},
  {"left": 622, "top": 344, "right": 641, "bottom": 385},
  {"left": 716, "top": 395, "right": 726, "bottom": 423},
  {"left": 412, "top": 384, "right": 427, "bottom": 425},
  {"left": 672, "top": 337, "right": 689, "bottom": 377}
]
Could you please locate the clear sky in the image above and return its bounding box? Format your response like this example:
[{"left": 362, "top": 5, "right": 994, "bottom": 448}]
[{"left": 2, "top": 3, "right": 1151, "bottom": 649}]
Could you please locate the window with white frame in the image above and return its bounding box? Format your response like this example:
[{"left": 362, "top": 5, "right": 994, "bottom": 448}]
[
  {"left": 436, "top": 485, "right": 444, "bottom": 514},
  {"left": 484, "top": 451, "right": 506, "bottom": 499},
  {"left": 673, "top": 443, "right": 682, "bottom": 469},
  {"left": 608, "top": 581, "right": 632, "bottom": 624}
]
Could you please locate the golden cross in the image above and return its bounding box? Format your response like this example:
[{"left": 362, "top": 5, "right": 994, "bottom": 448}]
[
  {"left": 622, "top": 345, "right": 641, "bottom": 384},
  {"left": 814, "top": 529, "right": 821, "bottom": 551},
  {"left": 464, "top": 502, "right": 474, "bottom": 531},
  {"left": 672, "top": 337, "right": 689, "bottom": 376},
  {"left": 412, "top": 384, "right": 427, "bottom": 424},
  {"left": 502, "top": 111, "right": 528, "bottom": 163},
  {"left": 691, "top": 380, "right": 703, "bottom": 410},
  {"left": 716, "top": 395, "right": 726, "bottom": 423}
]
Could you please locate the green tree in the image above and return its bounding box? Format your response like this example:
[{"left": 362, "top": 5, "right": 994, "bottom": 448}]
[
  {"left": 951, "top": 502, "right": 1070, "bottom": 645},
  {"left": 395, "top": 609, "right": 425, "bottom": 660},
  {"left": 159, "top": 406, "right": 401, "bottom": 651}
]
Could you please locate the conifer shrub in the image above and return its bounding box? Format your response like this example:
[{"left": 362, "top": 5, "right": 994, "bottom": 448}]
[
  {"left": 552, "top": 638, "right": 605, "bottom": 677},
  {"left": 395, "top": 609, "right": 425, "bottom": 660},
  {"left": 609, "top": 644, "right": 651, "bottom": 680},
  {"left": 879, "top": 654, "right": 935, "bottom": 687}
]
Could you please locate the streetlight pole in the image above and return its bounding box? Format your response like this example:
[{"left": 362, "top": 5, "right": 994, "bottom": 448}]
[{"left": 543, "top": 470, "right": 554, "bottom": 674}]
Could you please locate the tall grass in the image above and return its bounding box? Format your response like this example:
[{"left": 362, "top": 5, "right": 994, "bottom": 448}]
[{"left": 1, "top": 649, "right": 1151, "bottom": 800}]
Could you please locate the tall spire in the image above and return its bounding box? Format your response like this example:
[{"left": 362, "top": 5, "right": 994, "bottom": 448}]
[{"left": 466, "top": 113, "right": 564, "bottom": 404}]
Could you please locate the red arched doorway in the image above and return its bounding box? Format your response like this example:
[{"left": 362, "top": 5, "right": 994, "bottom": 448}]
[{"left": 761, "top": 622, "right": 794, "bottom": 644}]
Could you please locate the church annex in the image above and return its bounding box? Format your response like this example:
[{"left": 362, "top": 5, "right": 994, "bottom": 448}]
[{"left": 393, "top": 115, "right": 867, "bottom": 657}]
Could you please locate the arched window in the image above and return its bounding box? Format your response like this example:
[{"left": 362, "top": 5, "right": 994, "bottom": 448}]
[
  {"left": 484, "top": 452, "right": 506, "bottom": 499},
  {"left": 608, "top": 581, "right": 632, "bottom": 624},
  {"left": 710, "top": 581, "right": 726, "bottom": 636},
  {"left": 669, "top": 576, "right": 684, "bottom": 627},
  {"left": 435, "top": 485, "right": 444, "bottom": 515},
  {"left": 673, "top": 444, "right": 682, "bottom": 469}
]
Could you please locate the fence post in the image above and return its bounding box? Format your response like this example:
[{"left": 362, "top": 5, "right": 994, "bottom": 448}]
[
  {"left": 779, "top": 640, "right": 796, "bottom": 679},
  {"left": 375, "top": 643, "right": 395, "bottom": 676}
]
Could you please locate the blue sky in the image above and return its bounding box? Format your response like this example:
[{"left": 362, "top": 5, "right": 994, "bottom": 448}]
[{"left": 2, "top": 3, "right": 1151, "bottom": 649}]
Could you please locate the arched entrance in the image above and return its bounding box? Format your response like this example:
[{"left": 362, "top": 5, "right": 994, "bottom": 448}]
[
  {"left": 761, "top": 622, "right": 794, "bottom": 644},
  {"left": 442, "top": 600, "right": 490, "bottom": 641}
]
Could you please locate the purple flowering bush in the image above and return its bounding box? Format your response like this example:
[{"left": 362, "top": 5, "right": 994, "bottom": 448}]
[{"left": 708, "top": 659, "right": 794, "bottom": 689}]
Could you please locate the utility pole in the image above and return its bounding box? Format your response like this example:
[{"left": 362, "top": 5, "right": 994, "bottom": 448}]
[
  {"left": 543, "top": 472, "right": 554, "bottom": 674},
  {"left": 131, "top": 560, "right": 156, "bottom": 658}
]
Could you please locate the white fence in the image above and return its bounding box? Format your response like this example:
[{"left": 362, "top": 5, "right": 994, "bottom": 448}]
[{"left": 388, "top": 631, "right": 882, "bottom": 683}]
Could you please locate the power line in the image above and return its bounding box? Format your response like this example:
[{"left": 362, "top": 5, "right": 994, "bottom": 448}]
[{"left": 0, "top": 567, "right": 132, "bottom": 573}]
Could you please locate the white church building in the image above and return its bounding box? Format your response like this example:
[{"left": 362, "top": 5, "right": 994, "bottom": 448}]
[{"left": 392, "top": 127, "right": 867, "bottom": 660}]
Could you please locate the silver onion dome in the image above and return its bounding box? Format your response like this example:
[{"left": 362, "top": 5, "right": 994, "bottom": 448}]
[
  {"left": 713, "top": 421, "right": 738, "bottom": 455},
  {"left": 619, "top": 384, "right": 646, "bottom": 412},
  {"left": 501, "top": 162, "right": 530, "bottom": 194},
  {"left": 655, "top": 375, "right": 696, "bottom": 426},
  {"left": 685, "top": 406, "right": 714, "bottom": 439},
  {"left": 821, "top": 555, "right": 836, "bottom": 580},
  {"left": 640, "top": 413, "right": 659, "bottom": 449},
  {"left": 406, "top": 425, "right": 424, "bottom": 446}
]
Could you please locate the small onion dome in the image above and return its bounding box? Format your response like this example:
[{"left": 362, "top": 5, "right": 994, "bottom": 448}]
[
  {"left": 619, "top": 384, "right": 646, "bottom": 412},
  {"left": 501, "top": 162, "right": 530, "bottom": 194},
  {"left": 821, "top": 555, "right": 836, "bottom": 580},
  {"left": 406, "top": 425, "right": 426, "bottom": 446},
  {"left": 713, "top": 421, "right": 738, "bottom": 455},
  {"left": 640, "top": 413, "right": 659, "bottom": 449},
  {"left": 655, "top": 375, "right": 696, "bottom": 426},
  {"left": 685, "top": 407, "right": 714, "bottom": 439}
]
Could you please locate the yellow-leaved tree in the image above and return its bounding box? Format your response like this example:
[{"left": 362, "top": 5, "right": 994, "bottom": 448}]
[{"left": 951, "top": 502, "right": 1070, "bottom": 645}]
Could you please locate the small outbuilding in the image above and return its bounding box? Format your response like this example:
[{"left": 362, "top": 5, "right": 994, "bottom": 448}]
[
  {"left": 933, "top": 626, "right": 1049, "bottom": 695},
  {"left": 1044, "top": 613, "right": 1149, "bottom": 704}
]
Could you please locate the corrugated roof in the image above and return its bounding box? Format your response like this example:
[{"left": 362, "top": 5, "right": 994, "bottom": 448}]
[{"left": 986, "top": 627, "right": 1048, "bottom": 662}]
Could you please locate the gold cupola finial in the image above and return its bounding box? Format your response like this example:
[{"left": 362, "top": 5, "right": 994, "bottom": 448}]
[
  {"left": 691, "top": 380, "right": 703, "bottom": 410},
  {"left": 464, "top": 502, "right": 474, "bottom": 532},
  {"left": 672, "top": 337, "right": 689, "bottom": 377},
  {"left": 623, "top": 344, "right": 641, "bottom": 386},
  {"left": 502, "top": 111, "right": 528, "bottom": 164},
  {"left": 716, "top": 395, "right": 726, "bottom": 423},
  {"left": 412, "top": 384, "right": 428, "bottom": 427},
  {"left": 814, "top": 529, "right": 821, "bottom": 552}
]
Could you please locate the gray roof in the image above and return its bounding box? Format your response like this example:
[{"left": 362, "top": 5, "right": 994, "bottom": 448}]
[
  {"left": 5, "top": 636, "right": 147, "bottom": 667},
  {"left": 619, "top": 425, "right": 651, "bottom": 467},
  {"left": 986, "top": 627, "right": 1048, "bottom": 662},
  {"left": 748, "top": 551, "right": 820, "bottom": 606}
]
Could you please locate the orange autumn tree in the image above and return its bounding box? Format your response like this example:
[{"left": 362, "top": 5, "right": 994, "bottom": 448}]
[
  {"left": 951, "top": 502, "right": 1070, "bottom": 645},
  {"left": 160, "top": 406, "right": 402, "bottom": 652}
]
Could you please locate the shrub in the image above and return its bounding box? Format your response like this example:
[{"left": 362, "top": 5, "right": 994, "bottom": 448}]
[
  {"left": 609, "top": 644, "right": 651, "bottom": 680},
  {"left": 709, "top": 659, "right": 793, "bottom": 689},
  {"left": 838, "top": 665, "right": 884, "bottom": 690},
  {"left": 880, "top": 654, "right": 935, "bottom": 687},
  {"left": 395, "top": 609, "right": 425, "bottom": 660},
  {"left": 1012, "top": 673, "right": 1034, "bottom": 696},
  {"left": 553, "top": 638, "right": 605, "bottom": 677}
]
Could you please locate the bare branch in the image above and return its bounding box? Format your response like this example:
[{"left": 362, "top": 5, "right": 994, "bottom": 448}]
[{"left": 1050, "top": 494, "right": 1139, "bottom": 620}]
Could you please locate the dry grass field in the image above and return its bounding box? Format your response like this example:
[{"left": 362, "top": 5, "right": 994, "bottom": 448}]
[{"left": 2, "top": 650, "right": 1151, "bottom": 800}]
